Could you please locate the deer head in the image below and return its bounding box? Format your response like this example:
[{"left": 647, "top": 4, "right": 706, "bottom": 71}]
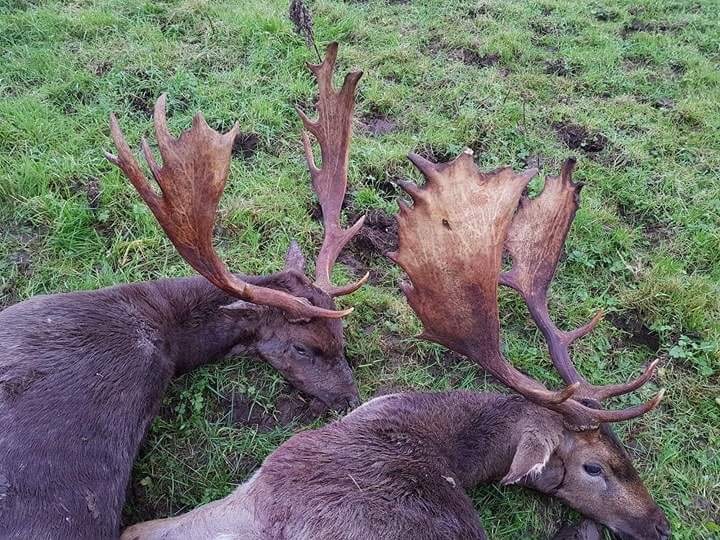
[
  {"left": 389, "top": 150, "right": 670, "bottom": 539},
  {"left": 106, "top": 43, "right": 366, "bottom": 410}
]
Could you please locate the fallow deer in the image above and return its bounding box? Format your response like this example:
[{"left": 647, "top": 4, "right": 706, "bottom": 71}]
[
  {"left": 121, "top": 153, "right": 670, "bottom": 540},
  {"left": 0, "top": 43, "right": 365, "bottom": 539}
]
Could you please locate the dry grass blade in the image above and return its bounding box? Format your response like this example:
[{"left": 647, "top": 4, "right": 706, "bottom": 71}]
[{"left": 289, "top": 0, "right": 321, "bottom": 61}]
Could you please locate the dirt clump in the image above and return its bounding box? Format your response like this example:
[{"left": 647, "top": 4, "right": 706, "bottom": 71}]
[
  {"left": 230, "top": 391, "right": 321, "bottom": 432},
  {"left": 607, "top": 311, "right": 661, "bottom": 352},
  {"left": 544, "top": 59, "right": 573, "bottom": 77},
  {"left": 553, "top": 122, "right": 608, "bottom": 153},
  {"left": 351, "top": 209, "right": 398, "bottom": 259},
  {"left": 232, "top": 132, "right": 260, "bottom": 159},
  {"left": 360, "top": 113, "right": 397, "bottom": 136},
  {"left": 450, "top": 49, "right": 499, "bottom": 68}
]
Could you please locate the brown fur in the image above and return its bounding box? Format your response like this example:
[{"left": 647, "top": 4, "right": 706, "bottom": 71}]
[
  {"left": 123, "top": 391, "right": 670, "bottom": 540},
  {"left": 0, "top": 256, "right": 358, "bottom": 539}
]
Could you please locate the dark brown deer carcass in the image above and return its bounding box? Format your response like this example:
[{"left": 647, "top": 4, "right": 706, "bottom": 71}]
[{"left": 0, "top": 42, "right": 365, "bottom": 539}]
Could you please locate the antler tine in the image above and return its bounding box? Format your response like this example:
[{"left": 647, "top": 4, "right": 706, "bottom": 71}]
[
  {"left": 297, "top": 42, "right": 368, "bottom": 297},
  {"left": 106, "top": 94, "right": 351, "bottom": 320},
  {"left": 501, "top": 158, "right": 664, "bottom": 424}
]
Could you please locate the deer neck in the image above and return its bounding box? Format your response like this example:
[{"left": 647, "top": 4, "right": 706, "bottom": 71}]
[
  {"left": 438, "top": 393, "right": 560, "bottom": 488},
  {"left": 145, "top": 276, "right": 264, "bottom": 374}
]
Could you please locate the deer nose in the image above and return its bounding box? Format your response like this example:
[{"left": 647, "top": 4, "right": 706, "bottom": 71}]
[
  {"left": 332, "top": 394, "right": 360, "bottom": 412},
  {"left": 346, "top": 395, "right": 361, "bottom": 409},
  {"left": 652, "top": 511, "right": 671, "bottom": 540},
  {"left": 655, "top": 523, "right": 670, "bottom": 540}
]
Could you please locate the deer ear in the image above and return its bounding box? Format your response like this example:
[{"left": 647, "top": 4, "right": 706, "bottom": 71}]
[
  {"left": 501, "top": 431, "right": 558, "bottom": 486},
  {"left": 284, "top": 240, "right": 307, "bottom": 273},
  {"left": 221, "top": 299, "right": 266, "bottom": 314}
]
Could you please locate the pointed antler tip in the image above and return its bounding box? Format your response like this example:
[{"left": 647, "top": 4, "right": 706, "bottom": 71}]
[
  {"left": 561, "top": 157, "right": 579, "bottom": 184},
  {"left": 407, "top": 153, "right": 437, "bottom": 177}
]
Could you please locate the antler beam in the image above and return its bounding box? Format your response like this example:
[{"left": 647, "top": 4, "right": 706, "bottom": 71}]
[
  {"left": 389, "top": 150, "right": 664, "bottom": 430},
  {"left": 106, "top": 94, "right": 351, "bottom": 320},
  {"left": 501, "top": 158, "right": 662, "bottom": 406},
  {"left": 297, "top": 42, "right": 368, "bottom": 297}
]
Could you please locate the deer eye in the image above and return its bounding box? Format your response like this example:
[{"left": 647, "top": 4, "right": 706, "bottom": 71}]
[
  {"left": 292, "top": 344, "right": 311, "bottom": 358},
  {"left": 583, "top": 463, "right": 603, "bottom": 477}
]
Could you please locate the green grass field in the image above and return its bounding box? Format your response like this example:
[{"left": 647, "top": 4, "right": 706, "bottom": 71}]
[{"left": 1, "top": 0, "right": 718, "bottom": 537}]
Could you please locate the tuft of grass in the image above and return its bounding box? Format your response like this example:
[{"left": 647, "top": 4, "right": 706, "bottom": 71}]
[{"left": 1, "top": 0, "right": 718, "bottom": 538}]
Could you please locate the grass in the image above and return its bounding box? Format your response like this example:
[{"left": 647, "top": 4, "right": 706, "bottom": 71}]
[{"left": 1, "top": 0, "right": 718, "bottom": 538}]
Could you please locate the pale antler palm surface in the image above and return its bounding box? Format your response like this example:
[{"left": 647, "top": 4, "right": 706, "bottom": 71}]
[{"left": 0, "top": 0, "right": 718, "bottom": 537}]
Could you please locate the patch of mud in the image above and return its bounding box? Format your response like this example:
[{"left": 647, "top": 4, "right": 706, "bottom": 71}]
[
  {"left": 450, "top": 49, "right": 500, "bottom": 68},
  {"left": 616, "top": 201, "right": 673, "bottom": 247},
  {"left": 553, "top": 122, "right": 608, "bottom": 153},
  {"left": 350, "top": 209, "right": 398, "bottom": 259},
  {"left": 544, "top": 59, "right": 574, "bottom": 77},
  {"left": 230, "top": 391, "right": 321, "bottom": 432},
  {"left": 467, "top": 5, "right": 491, "bottom": 18},
  {"left": 652, "top": 98, "right": 675, "bottom": 110},
  {"left": 372, "top": 175, "right": 402, "bottom": 200},
  {"left": 7, "top": 250, "right": 31, "bottom": 275},
  {"left": 592, "top": 8, "right": 619, "bottom": 21},
  {"left": 693, "top": 496, "right": 719, "bottom": 520},
  {"left": 309, "top": 193, "right": 352, "bottom": 223},
  {"left": 230, "top": 393, "right": 275, "bottom": 432},
  {"left": 128, "top": 89, "right": 155, "bottom": 116},
  {"left": 530, "top": 21, "right": 553, "bottom": 36},
  {"left": 70, "top": 176, "right": 101, "bottom": 211},
  {"left": 670, "top": 62, "right": 686, "bottom": 77},
  {"left": 124, "top": 70, "right": 181, "bottom": 116},
  {"left": 275, "top": 393, "right": 322, "bottom": 425},
  {"left": 607, "top": 311, "right": 661, "bottom": 352},
  {"left": 1, "top": 223, "right": 45, "bottom": 309},
  {"left": 359, "top": 111, "right": 397, "bottom": 137},
  {"left": 68, "top": 176, "right": 112, "bottom": 237},
  {"left": 413, "top": 145, "right": 456, "bottom": 164},
  {"left": 122, "top": 477, "right": 185, "bottom": 526},
  {"left": 89, "top": 60, "right": 112, "bottom": 77},
  {"left": 621, "top": 19, "right": 677, "bottom": 37},
  {"left": 232, "top": 132, "right": 260, "bottom": 159},
  {"left": 643, "top": 222, "right": 674, "bottom": 246},
  {"left": 326, "top": 208, "right": 398, "bottom": 285},
  {"left": 523, "top": 154, "right": 549, "bottom": 170}
]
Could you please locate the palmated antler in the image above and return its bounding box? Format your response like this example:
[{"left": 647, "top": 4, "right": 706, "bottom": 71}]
[
  {"left": 501, "top": 158, "right": 663, "bottom": 410},
  {"left": 297, "top": 42, "right": 368, "bottom": 297},
  {"left": 106, "top": 94, "right": 350, "bottom": 320},
  {"left": 389, "top": 150, "right": 664, "bottom": 430}
]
